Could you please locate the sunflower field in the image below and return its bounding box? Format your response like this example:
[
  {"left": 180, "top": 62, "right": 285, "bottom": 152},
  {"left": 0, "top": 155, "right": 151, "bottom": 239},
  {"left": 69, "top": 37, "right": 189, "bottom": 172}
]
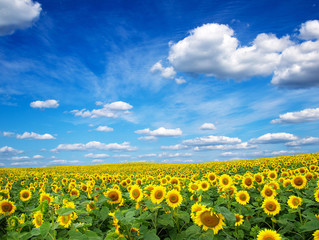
[{"left": 1, "top": 153, "right": 319, "bottom": 240}]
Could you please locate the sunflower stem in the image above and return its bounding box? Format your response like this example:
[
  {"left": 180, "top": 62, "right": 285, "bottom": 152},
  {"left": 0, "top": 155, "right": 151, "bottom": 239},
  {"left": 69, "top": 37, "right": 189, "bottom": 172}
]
[{"left": 298, "top": 208, "right": 303, "bottom": 224}]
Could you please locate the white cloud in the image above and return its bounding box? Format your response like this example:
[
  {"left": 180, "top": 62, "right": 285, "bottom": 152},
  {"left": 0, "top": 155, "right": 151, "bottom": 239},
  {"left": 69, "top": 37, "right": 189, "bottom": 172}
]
[
  {"left": 95, "top": 101, "right": 103, "bottom": 106},
  {"left": 11, "top": 156, "right": 29, "bottom": 161},
  {"left": 16, "top": 132, "right": 55, "bottom": 140},
  {"left": 135, "top": 127, "right": 182, "bottom": 137},
  {"left": 162, "top": 159, "right": 194, "bottom": 163},
  {"left": 92, "top": 159, "right": 104, "bottom": 163},
  {"left": 71, "top": 101, "right": 133, "bottom": 119},
  {"left": 49, "top": 160, "right": 80, "bottom": 165},
  {"left": 53, "top": 141, "right": 137, "bottom": 152},
  {"left": 199, "top": 123, "right": 216, "bottom": 130},
  {"left": 299, "top": 20, "right": 319, "bottom": 40},
  {"left": 249, "top": 132, "right": 298, "bottom": 144},
  {"left": 161, "top": 144, "right": 189, "bottom": 150},
  {"left": 138, "top": 136, "right": 157, "bottom": 141},
  {"left": 271, "top": 107, "right": 319, "bottom": 124},
  {"left": 30, "top": 100, "right": 59, "bottom": 109},
  {"left": 158, "top": 152, "right": 192, "bottom": 158},
  {"left": 168, "top": 23, "right": 292, "bottom": 80},
  {"left": 271, "top": 40, "right": 319, "bottom": 88},
  {"left": 95, "top": 126, "right": 114, "bottom": 132},
  {"left": 150, "top": 61, "right": 176, "bottom": 79},
  {"left": 175, "top": 77, "right": 186, "bottom": 84},
  {"left": 84, "top": 153, "right": 110, "bottom": 158},
  {"left": 0, "top": 146, "right": 23, "bottom": 156},
  {"left": 194, "top": 142, "right": 257, "bottom": 151},
  {"left": 112, "top": 154, "right": 131, "bottom": 158},
  {"left": 183, "top": 135, "right": 241, "bottom": 146},
  {"left": 137, "top": 153, "right": 157, "bottom": 158},
  {"left": 32, "top": 154, "right": 44, "bottom": 159},
  {"left": 2, "top": 131, "right": 14, "bottom": 137},
  {"left": 221, "top": 150, "right": 303, "bottom": 158},
  {"left": 11, "top": 161, "right": 38, "bottom": 166},
  {"left": 285, "top": 137, "right": 319, "bottom": 146},
  {"left": 0, "top": 0, "right": 41, "bottom": 36}
]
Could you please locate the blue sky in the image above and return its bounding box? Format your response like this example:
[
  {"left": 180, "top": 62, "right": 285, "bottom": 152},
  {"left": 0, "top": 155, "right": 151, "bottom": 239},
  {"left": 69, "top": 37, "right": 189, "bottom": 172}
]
[{"left": 1, "top": 0, "right": 319, "bottom": 168}]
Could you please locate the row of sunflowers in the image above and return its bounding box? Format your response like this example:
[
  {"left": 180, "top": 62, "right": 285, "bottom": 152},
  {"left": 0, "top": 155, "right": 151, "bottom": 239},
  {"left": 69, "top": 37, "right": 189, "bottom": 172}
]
[{"left": 0, "top": 152, "right": 319, "bottom": 239}]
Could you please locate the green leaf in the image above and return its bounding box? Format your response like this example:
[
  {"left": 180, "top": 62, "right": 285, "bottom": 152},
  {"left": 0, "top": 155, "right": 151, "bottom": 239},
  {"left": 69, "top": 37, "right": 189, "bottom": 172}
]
[
  {"left": 40, "top": 222, "right": 51, "bottom": 238},
  {"left": 18, "top": 232, "right": 32, "bottom": 240},
  {"left": 176, "top": 211, "right": 190, "bottom": 224},
  {"left": 31, "top": 227, "right": 41, "bottom": 236},
  {"left": 158, "top": 213, "right": 174, "bottom": 227},
  {"left": 185, "top": 225, "right": 201, "bottom": 236},
  {"left": 68, "top": 230, "right": 89, "bottom": 240},
  {"left": 300, "top": 220, "right": 319, "bottom": 232},
  {"left": 215, "top": 206, "right": 236, "bottom": 225},
  {"left": 85, "top": 230, "right": 102, "bottom": 240},
  {"left": 143, "top": 230, "right": 160, "bottom": 240},
  {"left": 100, "top": 207, "right": 109, "bottom": 221},
  {"left": 56, "top": 207, "right": 74, "bottom": 215}
]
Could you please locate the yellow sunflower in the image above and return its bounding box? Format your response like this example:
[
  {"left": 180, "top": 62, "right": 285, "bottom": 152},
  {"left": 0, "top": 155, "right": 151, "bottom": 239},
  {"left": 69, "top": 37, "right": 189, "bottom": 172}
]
[
  {"left": 291, "top": 175, "right": 307, "bottom": 189},
  {"left": 150, "top": 186, "right": 166, "bottom": 204},
  {"left": 257, "top": 229, "right": 281, "bottom": 240},
  {"left": 39, "top": 192, "right": 53, "bottom": 205},
  {"left": 235, "top": 213, "right": 244, "bottom": 226},
  {"left": 314, "top": 230, "right": 319, "bottom": 240},
  {"left": 57, "top": 214, "right": 72, "bottom": 228},
  {"left": 262, "top": 197, "right": 281, "bottom": 216},
  {"left": 287, "top": 195, "right": 302, "bottom": 209},
  {"left": 190, "top": 202, "right": 205, "bottom": 221},
  {"left": 242, "top": 176, "right": 254, "bottom": 189},
  {"left": 254, "top": 173, "right": 264, "bottom": 184},
  {"left": 314, "top": 189, "right": 319, "bottom": 203},
  {"left": 129, "top": 185, "right": 143, "bottom": 202},
  {"left": 219, "top": 174, "right": 233, "bottom": 189},
  {"left": 200, "top": 181, "right": 210, "bottom": 191},
  {"left": 207, "top": 172, "right": 217, "bottom": 183},
  {"left": 0, "top": 200, "right": 16, "bottom": 215},
  {"left": 261, "top": 185, "right": 277, "bottom": 198},
  {"left": 105, "top": 189, "right": 122, "bottom": 205},
  {"left": 32, "top": 211, "right": 43, "bottom": 228},
  {"left": 268, "top": 171, "right": 278, "bottom": 180},
  {"left": 195, "top": 208, "right": 225, "bottom": 234},
  {"left": 166, "top": 189, "right": 183, "bottom": 209},
  {"left": 188, "top": 182, "right": 200, "bottom": 193},
  {"left": 235, "top": 190, "right": 250, "bottom": 205},
  {"left": 20, "top": 189, "right": 32, "bottom": 201},
  {"left": 70, "top": 188, "right": 80, "bottom": 198},
  {"left": 86, "top": 201, "right": 95, "bottom": 212}
]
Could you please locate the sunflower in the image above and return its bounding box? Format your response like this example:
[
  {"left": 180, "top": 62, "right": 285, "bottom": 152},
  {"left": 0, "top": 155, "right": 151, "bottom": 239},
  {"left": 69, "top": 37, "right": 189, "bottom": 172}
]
[
  {"left": 219, "top": 174, "right": 233, "bottom": 188},
  {"left": 291, "top": 175, "right": 307, "bottom": 189},
  {"left": 7, "top": 216, "right": 19, "bottom": 230},
  {"left": 268, "top": 171, "right": 278, "bottom": 180},
  {"left": 314, "top": 189, "right": 319, "bottom": 203},
  {"left": 188, "top": 182, "right": 200, "bottom": 193},
  {"left": 166, "top": 189, "right": 183, "bottom": 209},
  {"left": 57, "top": 214, "right": 72, "bottom": 228},
  {"left": 235, "top": 213, "right": 244, "bottom": 226},
  {"left": 262, "top": 197, "right": 281, "bottom": 216},
  {"left": 235, "top": 191, "right": 250, "bottom": 205},
  {"left": 39, "top": 192, "right": 53, "bottom": 205},
  {"left": 254, "top": 173, "right": 264, "bottom": 184},
  {"left": 105, "top": 189, "right": 122, "bottom": 204},
  {"left": 195, "top": 208, "right": 225, "bottom": 234},
  {"left": 257, "top": 229, "right": 281, "bottom": 240},
  {"left": 0, "top": 200, "right": 16, "bottom": 215},
  {"left": 242, "top": 176, "right": 254, "bottom": 189},
  {"left": 261, "top": 185, "right": 277, "bottom": 198},
  {"left": 20, "top": 189, "right": 32, "bottom": 201},
  {"left": 314, "top": 230, "right": 319, "bottom": 240},
  {"left": 70, "top": 188, "right": 80, "bottom": 198},
  {"left": 150, "top": 186, "right": 166, "bottom": 204},
  {"left": 32, "top": 211, "right": 43, "bottom": 228},
  {"left": 129, "top": 185, "right": 143, "bottom": 202},
  {"left": 200, "top": 181, "right": 210, "bottom": 191},
  {"left": 287, "top": 195, "right": 302, "bottom": 209},
  {"left": 191, "top": 203, "right": 205, "bottom": 220},
  {"left": 207, "top": 172, "right": 217, "bottom": 182},
  {"left": 86, "top": 201, "right": 95, "bottom": 212}
]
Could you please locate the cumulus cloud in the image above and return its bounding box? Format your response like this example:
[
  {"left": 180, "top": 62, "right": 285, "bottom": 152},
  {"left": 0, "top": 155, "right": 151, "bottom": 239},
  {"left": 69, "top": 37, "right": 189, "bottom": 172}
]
[
  {"left": 285, "top": 137, "right": 319, "bottom": 147},
  {"left": 183, "top": 135, "right": 241, "bottom": 146},
  {"left": 249, "top": 132, "right": 298, "bottom": 144},
  {"left": 11, "top": 156, "right": 29, "bottom": 161},
  {"left": 168, "top": 23, "right": 292, "bottom": 80},
  {"left": 0, "top": 0, "right": 41, "bottom": 36},
  {"left": 92, "top": 159, "right": 104, "bottom": 163},
  {"left": 161, "top": 144, "right": 189, "bottom": 150},
  {"left": 299, "top": 20, "right": 319, "bottom": 40},
  {"left": 11, "top": 161, "right": 38, "bottom": 166},
  {"left": 220, "top": 150, "right": 303, "bottom": 158},
  {"left": 194, "top": 142, "right": 257, "bottom": 151},
  {"left": 150, "top": 61, "right": 176, "bottom": 79},
  {"left": 49, "top": 160, "right": 80, "bottom": 165},
  {"left": 16, "top": 132, "right": 55, "bottom": 140},
  {"left": 71, "top": 101, "right": 132, "bottom": 119},
  {"left": 0, "top": 146, "right": 23, "bottom": 156},
  {"left": 175, "top": 77, "right": 186, "bottom": 84},
  {"left": 137, "top": 153, "right": 157, "bottom": 158},
  {"left": 158, "top": 152, "right": 192, "bottom": 158},
  {"left": 161, "top": 159, "right": 194, "bottom": 163},
  {"left": 2, "top": 131, "right": 14, "bottom": 137},
  {"left": 199, "top": 123, "right": 216, "bottom": 130},
  {"left": 30, "top": 100, "right": 59, "bottom": 109},
  {"left": 33, "top": 155, "right": 44, "bottom": 159},
  {"left": 84, "top": 153, "right": 110, "bottom": 158},
  {"left": 95, "top": 126, "right": 114, "bottom": 132},
  {"left": 138, "top": 136, "right": 158, "bottom": 141},
  {"left": 135, "top": 127, "right": 182, "bottom": 137},
  {"left": 53, "top": 141, "right": 137, "bottom": 152},
  {"left": 271, "top": 107, "right": 319, "bottom": 124}
]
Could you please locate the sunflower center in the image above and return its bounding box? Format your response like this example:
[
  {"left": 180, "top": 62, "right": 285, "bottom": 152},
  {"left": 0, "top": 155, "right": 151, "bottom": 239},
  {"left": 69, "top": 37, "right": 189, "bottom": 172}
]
[
  {"left": 240, "top": 194, "right": 247, "bottom": 201},
  {"left": 202, "top": 183, "right": 207, "bottom": 189},
  {"left": 200, "top": 211, "right": 220, "bottom": 228},
  {"left": 266, "top": 202, "right": 276, "bottom": 211},
  {"left": 132, "top": 189, "right": 140, "bottom": 198},
  {"left": 222, "top": 179, "right": 229, "bottom": 185},
  {"left": 235, "top": 215, "right": 241, "bottom": 222},
  {"left": 42, "top": 196, "right": 51, "bottom": 203},
  {"left": 155, "top": 190, "right": 163, "bottom": 199},
  {"left": 169, "top": 194, "right": 179, "bottom": 203},
  {"left": 293, "top": 199, "right": 300, "bottom": 205},
  {"left": 36, "top": 216, "right": 42, "bottom": 225},
  {"left": 294, "top": 177, "right": 303, "bottom": 186},
  {"left": 23, "top": 193, "right": 29, "bottom": 198},
  {"left": 265, "top": 189, "right": 273, "bottom": 196},
  {"left": 255, "top": 176, "right": 261, "bottom": 182},
  {"left": 245, "top": 178, "right": 252, "bottom": 186},
  {"left": 191, "top": 184, "right": 198, "bottom": 190},
  {"left": 209, "top": 175, "right": 215, "bottom": 181},
  {"left": 62, "top": 215, "right": 71, "bottom": 224},
  {"left": 2, "top": 203, "right": 12, "bottom": 212},
  {"left": 263, "top": 234, "right": 276, "bottom": 240},
  {"left": 109, "top": 191, "right": 119, "bottom": 201}
]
